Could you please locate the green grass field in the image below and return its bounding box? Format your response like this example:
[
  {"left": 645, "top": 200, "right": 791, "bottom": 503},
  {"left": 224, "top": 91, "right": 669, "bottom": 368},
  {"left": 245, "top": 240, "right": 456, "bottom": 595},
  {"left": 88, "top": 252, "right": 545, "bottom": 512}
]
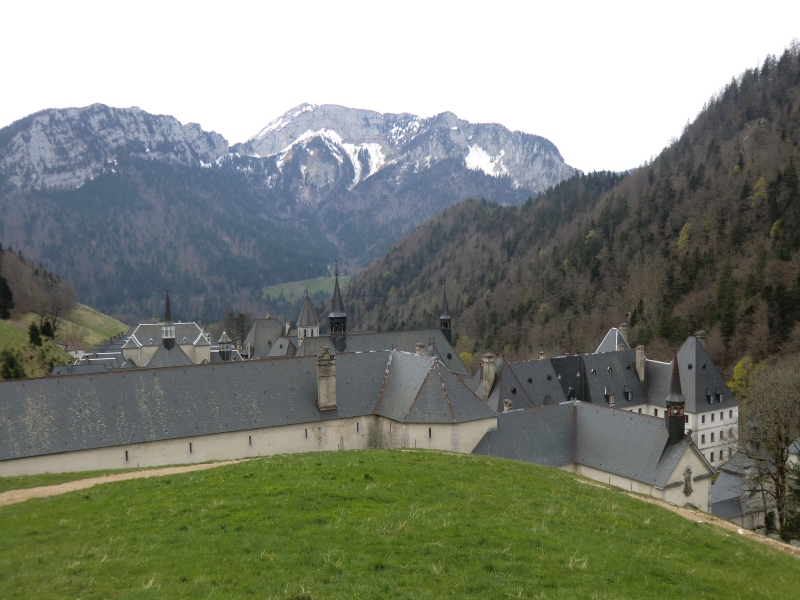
[
  {"left": 59, "top": 303, "right": 128, "bottom": 348},
  {"left": 262, "top": 276, "right": 350, "bottom": 302},
  {"left": 0, "top": 466, "right": 171, "bottom": 494},
  {"left": 0, "top": 320, "right": 27, "bottom": 353},
  {"left": 2, "top": 450, "right": 798, "bottom": 599}
]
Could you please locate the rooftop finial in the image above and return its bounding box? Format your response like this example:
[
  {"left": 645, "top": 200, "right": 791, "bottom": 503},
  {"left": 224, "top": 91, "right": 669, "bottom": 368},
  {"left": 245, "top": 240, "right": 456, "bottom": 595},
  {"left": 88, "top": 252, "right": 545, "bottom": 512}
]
[{"left": 164, "top": 289, "right": 172, "bottom": 325}]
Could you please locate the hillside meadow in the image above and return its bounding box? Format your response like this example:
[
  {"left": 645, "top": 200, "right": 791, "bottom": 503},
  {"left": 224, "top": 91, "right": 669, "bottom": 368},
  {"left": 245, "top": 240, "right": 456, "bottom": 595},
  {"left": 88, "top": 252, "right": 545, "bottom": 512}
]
[{"left": 1, "top": 450, "right": 798, "bottom": 599}]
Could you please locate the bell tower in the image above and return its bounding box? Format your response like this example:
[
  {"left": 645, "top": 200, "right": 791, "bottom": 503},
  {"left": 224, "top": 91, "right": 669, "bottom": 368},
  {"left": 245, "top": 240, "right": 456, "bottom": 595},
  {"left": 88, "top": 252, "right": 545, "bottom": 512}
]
[
  {"left": 439, "top": 286, "right": 452, "bottom": 344},
  {"left": 665, "top": 352, "right": 687, "bottom": 445},
  {"left": 329, "top": 261, "right": 347, "bottom": 352},
  {"left": 162, "top": 290, "right": 175, "bottom": 350}
]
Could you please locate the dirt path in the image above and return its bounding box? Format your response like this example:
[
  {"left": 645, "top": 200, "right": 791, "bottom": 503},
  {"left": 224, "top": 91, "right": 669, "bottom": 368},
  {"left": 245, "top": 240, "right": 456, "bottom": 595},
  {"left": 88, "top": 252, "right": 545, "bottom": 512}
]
[
  {"left": 0, "top": 460, "right": 247, "bottom": 507},
  {"left": 575, "top": 478, "right": 800, "bottom": 558}
]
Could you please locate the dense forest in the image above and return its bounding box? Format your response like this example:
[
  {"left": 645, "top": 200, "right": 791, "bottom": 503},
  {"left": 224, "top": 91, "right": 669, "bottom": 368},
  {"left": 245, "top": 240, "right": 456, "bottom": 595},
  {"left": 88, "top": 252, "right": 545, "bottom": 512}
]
[{"left": 345, "top": 44, "right": 800, "bottom": 376}]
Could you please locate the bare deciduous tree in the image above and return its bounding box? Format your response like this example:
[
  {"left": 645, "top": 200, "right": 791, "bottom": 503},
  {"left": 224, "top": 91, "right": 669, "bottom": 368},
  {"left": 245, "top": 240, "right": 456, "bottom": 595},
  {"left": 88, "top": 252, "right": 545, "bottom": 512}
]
[{"left": 740, "top": 354, "right": 800, "bottom": 540}]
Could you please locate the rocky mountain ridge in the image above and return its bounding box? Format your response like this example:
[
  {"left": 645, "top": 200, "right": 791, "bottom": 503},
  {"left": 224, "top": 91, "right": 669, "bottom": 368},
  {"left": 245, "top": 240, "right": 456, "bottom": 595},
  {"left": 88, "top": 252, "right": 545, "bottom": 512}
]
[
  {"left": 234, "top": 103, "right": 574, "bottom": 194},
  {"left": 0, "top": 102, "right": 576, "bottom": 319},
  {"left": 0, "top": 104, "right": 228, "bottom": 191}
]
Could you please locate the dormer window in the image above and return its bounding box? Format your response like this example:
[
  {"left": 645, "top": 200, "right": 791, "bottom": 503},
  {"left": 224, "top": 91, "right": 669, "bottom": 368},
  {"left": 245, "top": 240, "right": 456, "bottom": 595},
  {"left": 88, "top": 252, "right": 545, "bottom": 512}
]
[
  {"left": 624, "top": 385, "right": 632, "bottom": 401},
  {"left": 717, "top": 393, "right": 724, "bottom": 403}
]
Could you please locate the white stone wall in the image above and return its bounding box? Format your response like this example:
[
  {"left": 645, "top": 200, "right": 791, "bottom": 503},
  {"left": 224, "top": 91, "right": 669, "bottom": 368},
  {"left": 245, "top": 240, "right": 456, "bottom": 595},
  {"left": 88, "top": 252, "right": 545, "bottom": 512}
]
[{"left": 0, "top": 416, "right": 497, "bottom": 477}]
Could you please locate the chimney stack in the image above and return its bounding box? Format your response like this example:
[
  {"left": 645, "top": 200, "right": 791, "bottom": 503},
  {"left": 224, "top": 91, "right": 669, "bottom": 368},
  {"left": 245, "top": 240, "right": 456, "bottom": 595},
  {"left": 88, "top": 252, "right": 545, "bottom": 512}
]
[
  {"left": 285, "top": 322, "right": 291, "bottom": 336},
  {"left": 482, "top": 353, "right": 496, "bottom": 398},
  {"left": 635, "top": 345, "right": 646, "bottom": 384},
  {"left": 415, "top": 342, "right": 426, "bottom": 356},
  {"left": 316, "top": 347, "right": 337, "bottom": 411},
  {"left": 618, "top": 322, "right": 629, "bottom": 343},
  {"left": 539, "top": 351, "right": 545, "bottom": 360},
  {"left": 695, "top": 329, "right": 706, "bottom": 348}
]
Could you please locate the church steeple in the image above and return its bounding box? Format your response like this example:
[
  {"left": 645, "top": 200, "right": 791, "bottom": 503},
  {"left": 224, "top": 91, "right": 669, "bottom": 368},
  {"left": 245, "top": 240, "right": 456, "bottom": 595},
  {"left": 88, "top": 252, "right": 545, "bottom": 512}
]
[
  {"left": 439, "top": 286, "right": 452, "bottom": 344},
  {"left": 665, "top": 353, "right": 687, "bottom": 445},
  {"left": 162, "top": 290, "right": 175, "bottom": 350},
  {"left": 296, "top": 290, "right": 320, "bottom": 344},
  {"left": 329, "top": 261, "right": 347, "bottom": 352}
]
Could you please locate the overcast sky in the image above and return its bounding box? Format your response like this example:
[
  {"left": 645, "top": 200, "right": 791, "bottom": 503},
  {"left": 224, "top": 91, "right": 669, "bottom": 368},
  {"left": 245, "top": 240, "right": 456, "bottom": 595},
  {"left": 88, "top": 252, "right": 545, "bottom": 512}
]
[{"left": 1, "top": 1, "right": 798, "bottom": 172}]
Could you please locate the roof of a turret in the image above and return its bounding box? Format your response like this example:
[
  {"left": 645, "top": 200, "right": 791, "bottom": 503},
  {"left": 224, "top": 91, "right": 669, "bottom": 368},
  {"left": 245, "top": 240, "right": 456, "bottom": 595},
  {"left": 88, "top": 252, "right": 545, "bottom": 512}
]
[
  {"left": 297, "top": 292, "right": 320, "bottom": 327},
  {"left": 329, "top": 267, "right": 346, "bottom": 319},
  {"left": 164, "top": 290, "right": 172, "bottom": 324},
  {"left": 440, "top": 286, "right": 451, "bottom": 320}
]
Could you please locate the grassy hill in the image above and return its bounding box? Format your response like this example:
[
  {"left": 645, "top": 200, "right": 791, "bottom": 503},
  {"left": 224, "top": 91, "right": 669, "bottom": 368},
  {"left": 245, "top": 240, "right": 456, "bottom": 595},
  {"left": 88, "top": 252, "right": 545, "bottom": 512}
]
[
  {"left": 2, "top": 450, "right": 799, "bottom": 598},
  {"left": 345, "top": 46, "right": 800, "bottom": 375},
  {"left": 0, "top": 303, "right": 127, "bottom": 379},
  {"left": 262, "top": 275, "right": 350, "bottom": 302}
]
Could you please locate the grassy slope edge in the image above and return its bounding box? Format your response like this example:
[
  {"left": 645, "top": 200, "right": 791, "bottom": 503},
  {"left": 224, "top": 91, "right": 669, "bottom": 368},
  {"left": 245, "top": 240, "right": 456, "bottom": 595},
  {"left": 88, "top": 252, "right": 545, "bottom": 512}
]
[{"left": 1, "top": 450, "right": 798, "bottom": 599}]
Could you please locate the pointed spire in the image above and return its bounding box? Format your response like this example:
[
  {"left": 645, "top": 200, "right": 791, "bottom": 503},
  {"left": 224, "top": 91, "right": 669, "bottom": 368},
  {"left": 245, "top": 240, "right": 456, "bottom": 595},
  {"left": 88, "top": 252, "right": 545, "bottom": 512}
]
[
  {"left": 297, "top": 292, "right": 320, "bottom": 327},
  {"left": 164, "top": 290, "right": 172, "bottom": 325},
  {"left": 440, "top": 286, "right": 451, "bottom": 320},
  {"left": 667, "top": 352, "right": 686, "bottom": 403},
  {"left": 329, "top": 261, "right": 346, "bottom": 318}
]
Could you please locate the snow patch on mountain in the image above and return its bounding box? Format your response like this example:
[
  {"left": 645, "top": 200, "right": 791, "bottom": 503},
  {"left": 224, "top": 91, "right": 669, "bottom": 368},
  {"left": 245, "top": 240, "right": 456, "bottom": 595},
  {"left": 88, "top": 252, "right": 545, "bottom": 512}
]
[
  {"left": 249, "top": 103, "right": 318, "bottom": 144},
  {"left": 465, "top": 145, "right": 509, "bottom": 178}
]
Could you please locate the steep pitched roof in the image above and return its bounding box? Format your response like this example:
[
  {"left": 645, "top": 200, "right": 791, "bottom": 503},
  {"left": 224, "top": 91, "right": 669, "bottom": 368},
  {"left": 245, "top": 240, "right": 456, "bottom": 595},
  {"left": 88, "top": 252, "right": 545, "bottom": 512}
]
[
  {"left": 243, "top": 318, "right": 283, "bottom": 359},
  {"left": 595, "top": 327, "right": 630, "bottom": 353},
  {"left": 297, "top": 293, "right": 320, "bottom": 328},
  {"left": 676, "top": 336, "right": 737, "bottom": 413},
  {"left": 507, "top": 360, "right": 567, "bottom": 407},
  {"left": 582, "top": 349, "right": 646, "bottom": 408},
  {"left": 440, "top": 287, "right": 451, "bottom": 319},
  {"left": 329, "top": 271, "right": 346, "bottom": 319},
  {"left": 146, "top": 342, "right": 194, "bottom": 368}
]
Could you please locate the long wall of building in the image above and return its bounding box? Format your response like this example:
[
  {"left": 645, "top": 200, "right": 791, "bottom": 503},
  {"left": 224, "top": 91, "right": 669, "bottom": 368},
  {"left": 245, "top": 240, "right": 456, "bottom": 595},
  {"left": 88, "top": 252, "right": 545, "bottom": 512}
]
[{"left": 0, "top": 416, "right": 497, "bottom": 477}]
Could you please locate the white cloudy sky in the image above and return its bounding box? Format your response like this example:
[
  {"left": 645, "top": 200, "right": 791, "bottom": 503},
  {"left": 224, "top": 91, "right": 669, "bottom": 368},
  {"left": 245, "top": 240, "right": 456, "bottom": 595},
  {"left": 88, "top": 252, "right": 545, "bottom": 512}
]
[{"left": 1, "top": 1, "right": 798, "bottom": 172}]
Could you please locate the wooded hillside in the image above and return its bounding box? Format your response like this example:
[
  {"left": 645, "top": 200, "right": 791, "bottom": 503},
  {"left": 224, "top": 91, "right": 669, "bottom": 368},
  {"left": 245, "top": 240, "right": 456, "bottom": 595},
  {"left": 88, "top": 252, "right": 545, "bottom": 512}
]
[{"left": 345, "top": 44, "right": 800, "bottom": 375}]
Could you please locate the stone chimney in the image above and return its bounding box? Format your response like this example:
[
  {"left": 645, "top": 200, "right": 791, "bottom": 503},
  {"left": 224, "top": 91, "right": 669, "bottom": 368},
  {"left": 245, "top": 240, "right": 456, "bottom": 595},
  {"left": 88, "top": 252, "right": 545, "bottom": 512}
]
[
  {"left": 415, "top": 342, "right": 426, "bottom": 356},
  {"left": 316, "top": 347, "right": 337, "bottom": 411},
  {"left": 695, "top": 329, "right": 706, "bottom": 348},
  {"left": 503, "top": 398, "right": 513, "bottom": 412},
  {"left": 635, "top": 345, "right": 646, "bottom": 384},
  {"left": 285, "top": 322, "right": 291, "bottom": 336},
  {"left": 539, "top": 351, "right": 545, "bottom": 360},
  {"left": 482, "top": 353, "right": 496, "bottom": 398},
  {"left": 618, "top": 322, "right": 629, "bottom": 344},
  {"left": 265, "top": 312, "right": 271, "bottom": 319}
]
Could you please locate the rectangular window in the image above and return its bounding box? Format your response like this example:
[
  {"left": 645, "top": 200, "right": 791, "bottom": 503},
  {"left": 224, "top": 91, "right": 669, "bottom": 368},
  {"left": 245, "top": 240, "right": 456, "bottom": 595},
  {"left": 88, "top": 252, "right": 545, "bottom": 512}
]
[
  {"left": 428, "top": 428, "right": 432, "bottom": 438},
  {"left": 654, "top": 409, "right": 658, "bottom": 417},
  {"left": 638, "top": 408, "right": 642, "bottom": 413},
  {"left": 389, "top": 423, "right": 393, "bottom": 434},
  {"left": 125, "top": 450, "right": 129, "bottom": 462},
  {"left": 249, "top": 435, "right": 252, "bottom": 446},
  {"left": 710, "top": 452, "right": 715, "bottom": 463},
  {"left": 720, "top": 411, "right": 724, "bottom": 420},
  {"left": 720, "top": 449, "right": 724, "bottom": 461},
  {"left": 701, "top": 434, "right": 706, "bottom": 444},
  {"left": 720, "top": 430, "right": 725, "bottom": 440},
  {"left": 356, "top": 422, "right": 360, "bottom": 433},
  {"left": 711, "top": 433, "right": 715, "bottom": 442},
  {"left": 702, "top": 415, "right": 706, "bottom": 424},
  {"left": 685, "top": 415, "right": 689, "bottom": 423},
  {"left": 711, "top": 413, "right": 715, "bottom": 422},
  {"left": 305, "top": 429, "right": 308, "bottom": 438},
  {"left": 729, "top": 410, "right": 733, "bottom": 418},
  {"left": 189, "top": 442, "right": 193, "bottom": 453}
]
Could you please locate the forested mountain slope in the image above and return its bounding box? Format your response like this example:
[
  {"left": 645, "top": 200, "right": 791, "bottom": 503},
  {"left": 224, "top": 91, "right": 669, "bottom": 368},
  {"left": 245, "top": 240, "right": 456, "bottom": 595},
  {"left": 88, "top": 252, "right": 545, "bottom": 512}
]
[{"left": 345, "top": 45, "right": 800, "bottom": 374}]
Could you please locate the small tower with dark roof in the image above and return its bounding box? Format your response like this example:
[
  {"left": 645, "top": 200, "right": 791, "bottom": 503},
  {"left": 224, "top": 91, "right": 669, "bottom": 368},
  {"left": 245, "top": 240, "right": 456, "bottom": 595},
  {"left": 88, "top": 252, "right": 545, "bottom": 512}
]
[
  {"left": 162, "top": 290, "right": 175, "bottom": 350},
  {"left": 665, "top": 352, "right": 687, "bottom": 445},
  {"left": 218, "top": 330, "right": 233, "bottom": 361},
  {"left": 440, "top": 286, "right": 452, "bottom": 344},
  {"left": 329, "top": 261, "right": 347, "bottom": 352},
  {"left": 296, "top": 291, "right": 320, "bottom": 344}
]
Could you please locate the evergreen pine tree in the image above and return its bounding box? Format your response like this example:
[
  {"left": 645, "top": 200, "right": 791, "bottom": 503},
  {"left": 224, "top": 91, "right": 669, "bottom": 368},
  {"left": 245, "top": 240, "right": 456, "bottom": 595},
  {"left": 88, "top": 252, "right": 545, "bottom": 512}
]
[
  {"left": 28, "top": 322, "right": 42, "bottom": 347},
  {"left": 0, "top": 275, "right": 13, "bottom": 319}
]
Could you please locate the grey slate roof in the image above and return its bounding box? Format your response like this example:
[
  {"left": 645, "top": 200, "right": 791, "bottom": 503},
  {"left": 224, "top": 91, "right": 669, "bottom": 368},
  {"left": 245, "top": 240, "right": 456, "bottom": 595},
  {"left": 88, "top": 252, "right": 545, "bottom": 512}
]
[
  {"left": 595, "top": 327, "right": 630, "bottom": 353},
  {"left": 130, "top": 322, "right": 207, "bottom": 348},
  {"left": 298, "top": 329, "right": 467, "bottom": 376},
  {"left": 243, "top": 318, "right": 283, "bottom": 359},
  {"left": 297, "top": 293, "right": 320, "bottom": 327},
  {"left": 676, "top": 336, "right": 737, "bottom": 413},
  {"left": 146, "top": 343, "right": 194, "bottom": 368},
  {"left": 0, "top": 350, "right": 494, "bottom": 462},
  {"left": 507, "top": 360, "right": 567, "bottom": 407},
  {"left": 472, "top": 403, "right": 575, "bottom": 467},
  {"left": 473, "top": 401, "right": 712, "bottom": 488},
  {"left": 582, "top": 350, "right": 646, "bottom": 408},
  {"left": 265, "top": 337, "right": 296, "bottom": 358}
]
